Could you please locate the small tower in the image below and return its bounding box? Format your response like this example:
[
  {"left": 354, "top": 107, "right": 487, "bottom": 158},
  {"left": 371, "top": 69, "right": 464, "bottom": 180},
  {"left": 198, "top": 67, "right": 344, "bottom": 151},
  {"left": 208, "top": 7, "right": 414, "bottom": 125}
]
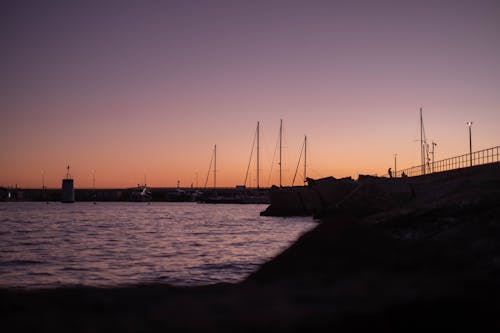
[{"left": 61, "top": 165, "right": 75, "bottom": 203}]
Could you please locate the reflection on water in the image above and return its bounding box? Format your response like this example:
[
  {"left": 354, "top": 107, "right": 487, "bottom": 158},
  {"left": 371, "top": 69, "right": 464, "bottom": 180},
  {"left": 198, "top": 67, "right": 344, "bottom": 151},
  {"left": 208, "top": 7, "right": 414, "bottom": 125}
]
[{"left": 0, "top": 202, "right": 316, "bottom": 288}]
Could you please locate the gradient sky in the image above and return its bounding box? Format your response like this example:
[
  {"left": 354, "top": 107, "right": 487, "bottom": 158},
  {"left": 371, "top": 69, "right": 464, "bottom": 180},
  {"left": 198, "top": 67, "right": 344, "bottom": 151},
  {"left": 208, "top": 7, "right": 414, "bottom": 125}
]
[{"left": 1, "top": 0, "right": 499, "bottom": 188}]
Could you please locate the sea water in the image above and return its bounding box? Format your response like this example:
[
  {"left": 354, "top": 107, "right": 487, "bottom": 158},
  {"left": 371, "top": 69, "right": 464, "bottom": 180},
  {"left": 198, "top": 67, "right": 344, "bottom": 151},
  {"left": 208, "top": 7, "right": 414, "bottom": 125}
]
[{"left": 0, "top": 202, "right": 316, "bottom": 289}]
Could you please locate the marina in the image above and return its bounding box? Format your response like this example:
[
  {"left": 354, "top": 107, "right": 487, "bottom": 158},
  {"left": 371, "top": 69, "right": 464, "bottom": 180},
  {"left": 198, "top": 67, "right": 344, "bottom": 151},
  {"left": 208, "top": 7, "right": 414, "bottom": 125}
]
[
  {"left": 0, "top": 186, "right": 271, "bottom": 203},
  {"left": 2, "top": 1, "right": 500, "bottom": 330}
]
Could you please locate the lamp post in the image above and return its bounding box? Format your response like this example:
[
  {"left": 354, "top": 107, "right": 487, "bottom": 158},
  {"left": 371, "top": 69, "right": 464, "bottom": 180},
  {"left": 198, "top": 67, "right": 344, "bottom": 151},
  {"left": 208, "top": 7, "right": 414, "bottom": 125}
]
[
  {"left": 467, "top": 121, "right": 472, "bottom": 166},
  {"left": 467, "top": 122, "right": 473, "bottom": 167},
  {"left": 41, "top": 170, "right": 45, "bottom": 201},
  {"left": 92, "top": 169, "right": 96, "bottom": 204},
  {"left": 394, "top": 153, "right": 397, "bottom": 178}
]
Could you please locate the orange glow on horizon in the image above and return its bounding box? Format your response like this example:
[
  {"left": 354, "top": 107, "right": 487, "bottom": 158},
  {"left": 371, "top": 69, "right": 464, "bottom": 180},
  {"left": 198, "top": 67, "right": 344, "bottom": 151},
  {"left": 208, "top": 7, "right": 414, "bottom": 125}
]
[{"left": 1, "top": 1, "right": 499, "bottom": 188}]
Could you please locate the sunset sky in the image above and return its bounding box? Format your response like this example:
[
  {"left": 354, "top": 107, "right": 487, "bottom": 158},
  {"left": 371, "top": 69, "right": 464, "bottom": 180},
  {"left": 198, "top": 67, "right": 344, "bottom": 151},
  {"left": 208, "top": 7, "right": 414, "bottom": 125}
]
[{"left": 1, "top": 0, "right": 499, "bottom": 188}]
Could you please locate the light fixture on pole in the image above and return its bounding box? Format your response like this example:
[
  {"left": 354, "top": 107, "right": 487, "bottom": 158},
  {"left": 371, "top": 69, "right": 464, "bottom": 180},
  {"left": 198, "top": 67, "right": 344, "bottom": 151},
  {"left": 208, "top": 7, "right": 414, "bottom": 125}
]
[
  {"left": 431, "top": 142, "right": 437, "bottom": 173},
  {"left": 467, "top": 122, "right": 473, "bottom": 167},
  {"left": 394, "top": 153, "right": 398, "bottom": 178}
]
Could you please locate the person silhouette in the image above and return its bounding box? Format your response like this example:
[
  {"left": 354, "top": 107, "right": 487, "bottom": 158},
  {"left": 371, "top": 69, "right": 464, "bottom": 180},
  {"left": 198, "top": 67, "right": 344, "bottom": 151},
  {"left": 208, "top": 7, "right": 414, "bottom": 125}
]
[{"left": 388, "top": 167, "right": 393, "bottom": 178}]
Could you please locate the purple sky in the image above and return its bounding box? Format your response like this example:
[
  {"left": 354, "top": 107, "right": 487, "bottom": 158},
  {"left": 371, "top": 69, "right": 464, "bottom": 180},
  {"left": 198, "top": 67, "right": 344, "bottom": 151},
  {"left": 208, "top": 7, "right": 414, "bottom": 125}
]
[{"left": 1, "top": 0, "right": 499, "bottom": 187}]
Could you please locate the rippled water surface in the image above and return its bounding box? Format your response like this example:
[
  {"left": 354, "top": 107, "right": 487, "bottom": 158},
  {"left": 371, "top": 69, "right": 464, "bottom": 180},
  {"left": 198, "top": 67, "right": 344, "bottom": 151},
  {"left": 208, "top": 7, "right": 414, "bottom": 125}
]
[{"left": 0, "top": 202, "right": 316, "bottom": 288}]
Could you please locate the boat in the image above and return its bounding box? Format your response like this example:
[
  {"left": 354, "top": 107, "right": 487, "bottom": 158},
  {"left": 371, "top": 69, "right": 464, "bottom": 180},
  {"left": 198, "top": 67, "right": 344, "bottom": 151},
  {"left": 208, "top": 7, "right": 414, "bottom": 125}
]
[
  {"left": 130, "top": 184, "right": 152, "bottom": 202},
  {"left": 196, "top": 187, "right": 270, "bottom": 204}
]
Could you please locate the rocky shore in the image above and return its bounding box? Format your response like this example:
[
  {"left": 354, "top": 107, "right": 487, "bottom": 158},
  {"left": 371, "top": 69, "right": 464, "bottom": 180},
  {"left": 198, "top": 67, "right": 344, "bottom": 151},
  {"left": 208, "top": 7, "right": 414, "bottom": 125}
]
[{"left": 2, "top": 163, "right": 500, "bottom": 331}]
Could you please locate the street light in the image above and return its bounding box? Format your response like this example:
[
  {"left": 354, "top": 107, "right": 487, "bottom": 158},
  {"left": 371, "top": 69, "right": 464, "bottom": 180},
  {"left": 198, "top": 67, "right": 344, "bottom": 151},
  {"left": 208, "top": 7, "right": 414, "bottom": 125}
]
[
  {"left": 394, "top": 153, "right": 398, "bottom": 178},
  {"left": 467, "top": 121, "right": 473, "bottom": 167}
]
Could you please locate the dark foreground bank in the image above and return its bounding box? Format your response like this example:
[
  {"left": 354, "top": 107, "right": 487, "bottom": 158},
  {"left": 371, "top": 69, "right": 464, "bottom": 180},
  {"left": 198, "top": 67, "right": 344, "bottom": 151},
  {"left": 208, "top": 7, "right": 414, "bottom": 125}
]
[{"left": 2, "top": 164, "right": 500, "bottom": 331}]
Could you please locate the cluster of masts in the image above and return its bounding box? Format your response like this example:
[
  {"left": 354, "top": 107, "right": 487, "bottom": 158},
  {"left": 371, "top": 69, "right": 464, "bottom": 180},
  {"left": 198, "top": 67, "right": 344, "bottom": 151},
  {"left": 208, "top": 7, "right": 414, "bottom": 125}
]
[
  {"left": 396, "top": 107, "right": 474, "bottom": 177},
  {"left": 204, "top": 119, "right": 308, "bottom": 189},
  {"left": 49, "top": 110, "right": 475, "bottom": 189},
  {"left": 419, "top": 107, "right": 437, "bottom": 175},
  {"left": 392, "top": 108, "right": 438, "bottom": 177}
]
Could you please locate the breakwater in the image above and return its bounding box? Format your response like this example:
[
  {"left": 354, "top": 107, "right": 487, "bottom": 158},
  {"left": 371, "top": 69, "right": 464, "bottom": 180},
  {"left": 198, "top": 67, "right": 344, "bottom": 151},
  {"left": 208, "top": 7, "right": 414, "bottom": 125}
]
[
  {"left": 261, "top": 161, "right": 500, "bottom": 217},
  {"left": 0, "top": 187, "right": 270, "bottom": 203}
]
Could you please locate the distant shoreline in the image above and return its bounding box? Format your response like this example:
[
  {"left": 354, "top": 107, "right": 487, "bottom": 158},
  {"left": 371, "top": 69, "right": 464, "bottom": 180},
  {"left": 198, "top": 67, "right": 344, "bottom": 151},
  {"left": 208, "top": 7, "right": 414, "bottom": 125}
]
[{"left": 0, "top": 187, "right": 271, "bottom": 203}]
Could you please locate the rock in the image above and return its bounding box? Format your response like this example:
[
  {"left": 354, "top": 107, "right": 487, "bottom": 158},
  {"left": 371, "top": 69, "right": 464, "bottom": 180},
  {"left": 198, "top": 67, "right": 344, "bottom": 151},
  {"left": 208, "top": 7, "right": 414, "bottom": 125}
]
[{"left": 261, "top": 177, "right": 357, "bottom": 216}]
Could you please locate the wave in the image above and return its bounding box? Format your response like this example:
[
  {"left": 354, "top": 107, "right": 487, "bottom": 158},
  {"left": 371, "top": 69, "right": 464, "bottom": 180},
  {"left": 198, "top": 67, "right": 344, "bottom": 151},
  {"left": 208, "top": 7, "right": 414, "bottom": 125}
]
[{"left": 0, "top": 259, "right": 45, "bottom": 266}]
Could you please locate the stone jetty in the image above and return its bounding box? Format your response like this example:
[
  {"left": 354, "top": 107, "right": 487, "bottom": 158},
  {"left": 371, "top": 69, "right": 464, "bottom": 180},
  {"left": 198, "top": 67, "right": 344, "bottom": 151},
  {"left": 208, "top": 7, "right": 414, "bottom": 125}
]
[
  {"left": 261, "top": 162, "right": 499, "bottom": 218},
  {"left": 260, "top": 176, "right": 357, "bottom": 216}
]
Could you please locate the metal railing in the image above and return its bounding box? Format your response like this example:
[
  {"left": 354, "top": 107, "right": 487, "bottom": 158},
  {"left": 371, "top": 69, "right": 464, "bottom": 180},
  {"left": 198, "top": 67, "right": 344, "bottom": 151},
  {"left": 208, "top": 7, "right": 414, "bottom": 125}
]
[{"left": 395, "top": 145, "right": 500, "bottom": 178}]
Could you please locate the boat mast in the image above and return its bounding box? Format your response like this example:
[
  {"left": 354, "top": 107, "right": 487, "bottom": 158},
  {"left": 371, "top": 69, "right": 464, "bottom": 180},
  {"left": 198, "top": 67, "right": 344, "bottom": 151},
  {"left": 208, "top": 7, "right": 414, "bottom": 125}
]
[
  {"left": 279, "top": 119, "right": 282, "bottom": 187},
  {"left": 431, "top": 141, "right": 437, "bottom": 173},
  {"left": 420, "top": 108, "right": 425, "bottom": 175},
  {"left": 292, "top": 135, "right": 307, "bottom": 186},
  {"left": 304, "top": 135, "right": 307, "bottom": 184},
  {"left": 203, "top": 146, "right": 215, "bottom": 189},
  {"left": 214, "top": 144, "right": 217, "bottom": 189},
  {"left": 41, "top": 170, "right": 45, "bottom": 200},
  {"left": 244, "top": 123, "right": 258, "bottom": 187},
  {"left": 257, "top": 121, "right": 260, "bottom": 189}
]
